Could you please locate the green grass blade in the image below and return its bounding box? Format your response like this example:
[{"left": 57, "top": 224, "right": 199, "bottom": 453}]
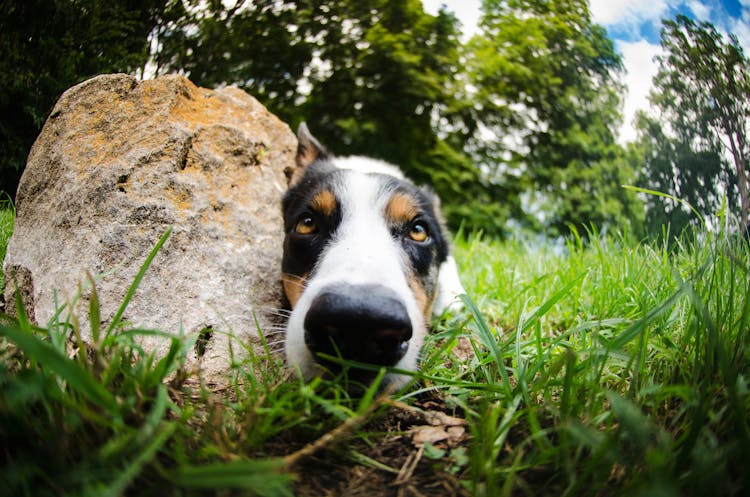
[
  {"left": 622, "top": 185, "right": 705, "bottom": 226},
  {"left": 94, "top": 423, "right": 176, "bottom": 497},
  {"left": 173, "top": 459, "right": 293, "bottom": 497},
  {"left": 357, "top": 367, "right": 387, "bottom": 412},
  {"left": 87, "top": 272, "right": 101, "bottom": 345},
  {"left": 105, "top": 227, "right": 172, "bottom": 336},
  {"left": 99, "top": 384, "right": 170, "bottom": 459},
  {"left": 460, "top": 293, "right": 513, "bottom": 394},
  {"left": 519, "top": 272, "right": 586, "bottom": 335},
  {"left": 0, "top": 324, "right": 115, "bottom": 408},
  {"left": 606, "top": 288, "right": 686, "bottom": 352},
  {"left": 12, "top": 281, "right": 33, "bottom": 333}
]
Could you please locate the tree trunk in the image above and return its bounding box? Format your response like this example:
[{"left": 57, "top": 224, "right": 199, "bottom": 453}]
[{"left": 738, "top": 159, "right": 750, "bottom": 229}]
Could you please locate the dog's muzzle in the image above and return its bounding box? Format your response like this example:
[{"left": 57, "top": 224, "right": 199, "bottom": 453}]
[{"left": 303, "top": 283, "right": 413, "bottom": 368}]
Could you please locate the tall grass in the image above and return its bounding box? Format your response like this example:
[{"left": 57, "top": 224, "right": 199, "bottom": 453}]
[
  {"left": 0, "top": 229, "right": 296, "bottom": 497},
  {"left": 433, "top": 227, "right": 750, "bottom": 496},
  {"left": 0, "top": 215, "right": 748, "bottom": 496},
  {"left": 0, "top": 197, "right": 14, "bottom": 290}
]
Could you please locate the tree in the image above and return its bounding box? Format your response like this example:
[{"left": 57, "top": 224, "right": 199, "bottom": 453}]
[
  {"left": 2, "top": 1, "right": 647, "bottom": 238},
  {"left": 299, "top": 0, "right": 493, "bottom": 232},
  {"left": 464, "top": 0, "right": 643, "bottom": 237},
  {"left": 638, "top": 15, "right": 749, "bottom": 234},
  {"left": 0, "top": 0, "right": 178, "bottom": 199},
  {"left": 156, "top": 0, "right": 501, "bottom": 233},
  {"left": 635, "top": 112, "right": 732, "bottom": 238},
  {"left": 153, "top": 0, "right": 318, "bottom": 122}
]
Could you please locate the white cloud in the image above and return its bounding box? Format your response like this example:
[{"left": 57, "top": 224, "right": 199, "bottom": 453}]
[
  {"left": 728, "top": 11, "right": 750, "bottom": 51},
  {"left": 686, "top": 1, "right": 712, "bottom": 19},
  {"left": 589, "top": 0, "right": 669, "bottom": 25},
  {"left": 617, "top": 39, "right": 664, "bottom": 143},
  {"left": 422, "top": 0, "right": 482, "bottom": 40}
]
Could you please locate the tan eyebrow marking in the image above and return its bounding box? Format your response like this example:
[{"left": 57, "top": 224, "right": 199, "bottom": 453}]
[
  {"left": 310, "top": 189, "right": 337, "bottom": 217},
  {"left": 385, "top": 192, "right": 419, "bottom": 225}
]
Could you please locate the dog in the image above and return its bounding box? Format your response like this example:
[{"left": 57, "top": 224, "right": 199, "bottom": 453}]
[{"left": 281, "top": 123, "right": 465, "bottom": 390}]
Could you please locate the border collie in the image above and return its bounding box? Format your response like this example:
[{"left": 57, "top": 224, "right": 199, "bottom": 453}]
[{"left": 281, "top": 123, "right": 465, "bottom": 390}]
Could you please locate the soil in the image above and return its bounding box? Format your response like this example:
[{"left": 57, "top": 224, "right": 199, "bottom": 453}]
[{"left": 275, "top": 393, "right": 472, "bottom": 497}]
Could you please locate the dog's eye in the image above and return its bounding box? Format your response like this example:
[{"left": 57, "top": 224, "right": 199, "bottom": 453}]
[
  {"left": 295, "top": 215, "right": 317, "bottom": 235},
  {"left": 408, "top": 221, "right": 429, "bottom": 242}
]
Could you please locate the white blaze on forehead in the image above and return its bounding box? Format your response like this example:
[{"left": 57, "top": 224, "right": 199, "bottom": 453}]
[
  {"left": 332, "top": 156, "right": 405, "bottom": 179},
  {"left": 314, "top": 172, "right": 405, "bottom": 287},
  {"left": 284, "top": 168, "right": 427, "bottom": 385}
]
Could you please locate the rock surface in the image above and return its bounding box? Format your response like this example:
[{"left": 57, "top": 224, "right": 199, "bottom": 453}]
[{"left": 3, "top": 74, "right": 294, "bottom": 381}]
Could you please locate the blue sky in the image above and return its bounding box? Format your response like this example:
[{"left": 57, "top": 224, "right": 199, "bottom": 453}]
[
  {"left": 596, "top": 0, "right": 748, "bottom": 45},
  {"left": 423, "top": 0, "right": 750, "bottom": 142}
]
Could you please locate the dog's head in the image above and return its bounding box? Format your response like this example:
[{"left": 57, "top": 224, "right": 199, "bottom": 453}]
[{"left": 281, "top": 123, "right": 456, "bottom": 389}]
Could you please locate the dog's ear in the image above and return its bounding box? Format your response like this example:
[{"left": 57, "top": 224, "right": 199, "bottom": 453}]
[
  {"left": 421, "top": 186, "right": 449, "bottom": 228},
  {"left": 285, "top": 122, "right": 328, "bottom": 186},
  {"left": 296, "top": 122, "right": 327, "bottom": 168}
]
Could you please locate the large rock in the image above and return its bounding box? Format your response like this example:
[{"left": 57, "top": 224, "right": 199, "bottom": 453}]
[{"left": 3, "top": 74, "right": 294, "bottom": 381}]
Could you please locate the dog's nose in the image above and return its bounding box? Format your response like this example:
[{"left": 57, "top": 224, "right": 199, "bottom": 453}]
[{"left": 304, "top": 284, "right": 413, "bottom": 367}]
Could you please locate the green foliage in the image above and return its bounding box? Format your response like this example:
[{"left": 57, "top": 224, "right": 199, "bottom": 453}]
[
  {"left": 635, "top": 111, "right": 726, "bottom": 238},
  {"left": 0, "top": 0, "right": 179, "bottom": 198},
  {"left": 464, "top": 0, "right": 642, "bottom": 237},
  {"left": 636, "top": 15, "right": 750, "bottom": 236},
  {"left": 154, "top": 0, "right": 315, "bottom": 122},
  {"left": 0, "top": 0, "right": 655, "bottom": 238},
  {"left": 0, "top": 197, "right": 13, "bottom": 264},
  {"left": 5, "top": 0, "right": 747, "bottom": 239},
  {"left": 300, "top": 2, "right": 464, "bottom": 179}
]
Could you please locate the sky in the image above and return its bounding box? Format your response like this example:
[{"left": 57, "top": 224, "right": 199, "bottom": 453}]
[{"left": 422, "top": 0, "right": 750, "bottom": 143}]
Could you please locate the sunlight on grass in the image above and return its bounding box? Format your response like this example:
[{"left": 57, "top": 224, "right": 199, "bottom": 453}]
[
  {"left": 438, "top": 228, "right": 750, "bottom": 496},
  {"left": 1, "top": 223, "right": 748, "bottom": 496},
  {"left": 0, "top": 198, "right": 14, "bottom": 291}
]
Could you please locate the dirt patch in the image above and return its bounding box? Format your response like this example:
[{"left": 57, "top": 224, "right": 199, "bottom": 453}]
[{"left": 271, "top": 392, "right": 472, "bottom": 497}]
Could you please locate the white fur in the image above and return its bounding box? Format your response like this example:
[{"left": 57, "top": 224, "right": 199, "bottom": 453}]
[
  {"left": 332, "top": 156, "right": 405, "bottom": 179},
  {"left": 433, "top": 256, "right": 466, "bottom": 314},
  {"left": 334, "top": 155, "right": 466, "bottom": 314}
]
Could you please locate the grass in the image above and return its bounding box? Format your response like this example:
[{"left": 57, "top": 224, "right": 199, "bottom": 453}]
[
  {"left": 449, "top": 228, "right": 749, "bottom": 496},
  {"left": 0, "top": 198, "right": 14, "bottom": 290},
  {"left": 0, "top": 208, "right": 748, "bottom": 496}
]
